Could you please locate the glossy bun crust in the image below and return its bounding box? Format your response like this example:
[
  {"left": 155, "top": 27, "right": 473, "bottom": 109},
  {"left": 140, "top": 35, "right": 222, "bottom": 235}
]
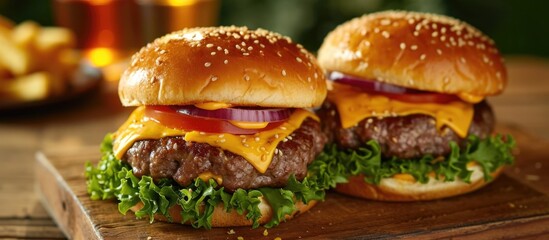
[
  {"left": 318, "top": 11, "right": 507, "bottom": 96},
  {"left": 120, "top": 26, "right": 326, "bottom": 107},
  {"left": 335, "top": 165, "right": 503, "bottom": 201},
  {"left": 131, "top": 198, "right": 316, "bottom": 227}
]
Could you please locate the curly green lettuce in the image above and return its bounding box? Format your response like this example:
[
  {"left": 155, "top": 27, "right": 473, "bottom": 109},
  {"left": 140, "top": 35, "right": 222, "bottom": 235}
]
[
  {"left": 85, "top": 134, "right": 327, "bottom": 229},
  {"left": 86, "top": 134, "right": 515, "bottom": 229},
  {"left": 309, "top": 134, "right": 516, "bottom": 186}
]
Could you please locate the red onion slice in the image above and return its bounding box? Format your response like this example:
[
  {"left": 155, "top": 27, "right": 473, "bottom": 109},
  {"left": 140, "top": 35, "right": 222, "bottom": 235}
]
[
  {"left": 176, "top": 106, "right": 294, "bottom": 122},
  {"left": 329, "top": 71, "right": 411, "bottom": 94},
  {"left": 328, "top": 71, "right": 460, "bottom": 103}
]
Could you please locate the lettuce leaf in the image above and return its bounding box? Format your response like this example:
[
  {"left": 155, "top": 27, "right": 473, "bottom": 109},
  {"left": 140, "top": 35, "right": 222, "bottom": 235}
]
[
  {"left": 310, "top": 134, "right": 515, "bottom": 185},
  {"left": 86, "top": 133, "right": 515, "bottom": 229},
  {"left": 85, "top": 134, "right": 329, "bottom": 229}
]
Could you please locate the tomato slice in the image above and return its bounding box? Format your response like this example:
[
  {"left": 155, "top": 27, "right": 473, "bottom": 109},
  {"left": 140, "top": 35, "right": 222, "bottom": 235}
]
[{"left": 144, "top": 106, "right": 283, "bottom": 134}]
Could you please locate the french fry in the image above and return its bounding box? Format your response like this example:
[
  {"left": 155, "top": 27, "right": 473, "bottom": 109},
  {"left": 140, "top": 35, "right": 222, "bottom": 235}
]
[
  {"left": 12, "top": 21, "right": 40, "bottom": 48},
  {"left": 0, "top": 16, "right": 82, "bottom": 103},
  {"left": 0, "top": 15, "right": 14, "bottom": 37},
  {"left": 35, "top": 27, "right": 76, "bottom": 51},
  {"left": 0, "top": 72, "right": 51, "bottom": 101},
  {"left": 0, "top": 29, "right": 31, "bottom": 75},
  {"left": 0, "top": 15, "right": 14, "bottom": 29}
]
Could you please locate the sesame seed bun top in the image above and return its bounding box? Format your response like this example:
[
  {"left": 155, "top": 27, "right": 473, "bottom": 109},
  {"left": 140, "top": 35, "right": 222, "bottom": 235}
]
[
  {"left": 317, "top": 11, "right": 507, "bottom": 96},
  {"left": 119, "top": 26, "right": 327, "bottom": 107}
]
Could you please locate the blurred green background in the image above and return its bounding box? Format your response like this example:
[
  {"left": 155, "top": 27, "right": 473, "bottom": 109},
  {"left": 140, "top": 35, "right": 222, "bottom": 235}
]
[{"left": 1, "top": 0, "right": 547, "bottom": 57}]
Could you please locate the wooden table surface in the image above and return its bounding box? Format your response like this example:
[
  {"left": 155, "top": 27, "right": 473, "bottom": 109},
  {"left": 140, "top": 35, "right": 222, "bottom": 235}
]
[{"left": 1, "top": 57, "right": 548, "bottom": 239}]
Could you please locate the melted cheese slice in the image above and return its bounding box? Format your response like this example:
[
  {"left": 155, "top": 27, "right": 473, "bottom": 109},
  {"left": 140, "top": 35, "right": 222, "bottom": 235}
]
[
  {"left": 112, "top": 107, "right": 317, "bottom": 174},
  {"left": 328, "top": 83, "right": 474, "bottom": 138},
  {"left": 185, "top": 109, "right": 317, "bottom": 173},
  {"left": 194, "top": 102, "right": 233, "bottom": 110},
  {"left": 113, "top": 107, "right": 185, "bottom": 160}
]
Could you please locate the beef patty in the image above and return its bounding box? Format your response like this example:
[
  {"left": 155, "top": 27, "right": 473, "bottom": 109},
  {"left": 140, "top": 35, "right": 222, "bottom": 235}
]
[
  {"left": 122, "top": 118, "right": 326, "bottom": 192},
  {"left": 316, "top": 101, "right": 495, "bottom": 159}
]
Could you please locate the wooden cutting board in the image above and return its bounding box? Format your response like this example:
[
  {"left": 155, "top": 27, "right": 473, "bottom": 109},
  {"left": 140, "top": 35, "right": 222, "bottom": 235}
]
[{"left": 35, "top": 128, "right": 549, "bottom": 239}]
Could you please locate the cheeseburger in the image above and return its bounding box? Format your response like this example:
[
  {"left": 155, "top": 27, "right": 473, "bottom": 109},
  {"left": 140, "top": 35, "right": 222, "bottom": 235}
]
[
  {"left": 86, "top": 26, "right": 328, "bottom": 228},
  {"left": 315, "top": 11, "right": 515, "bottom": 201}
]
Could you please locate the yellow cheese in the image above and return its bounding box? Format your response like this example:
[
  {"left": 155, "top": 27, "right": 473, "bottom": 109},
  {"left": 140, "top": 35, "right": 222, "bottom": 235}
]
[
  {"left": 112, "top": 106, "right": 186, "bottom": 159},
  {"left": 185, "top": 109, "right": 317, "bottom": 173},
  {"left": 112, "top": 107, "right": 317, "bottom": 174},
  {"left": 194, "top": 102, "right": 232, "bottom": 110},
  {"left": 458, "top": 93, "right": 484, "bottom": 103},
  {"left": 393, "top": 173, "right": 416, "bottom": 183},
  {"left": 328, "top": 83, "right": 474, "bottom": 138},
  {"left": 228, "top": 120, "right": 269, "bottom": 129},
  {"left": 198, "top": 172, "right": 223, "bottom": 185}
]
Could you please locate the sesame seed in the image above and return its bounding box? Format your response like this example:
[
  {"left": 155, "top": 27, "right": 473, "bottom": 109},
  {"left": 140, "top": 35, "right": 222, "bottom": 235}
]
[
  {"left": 260, "top": 44, "right": 265, "bottom": 48},
  {"left": 242, "top": 52, "right": 249, "bottom": 56},
  {"left": 241, "top": 41, "right": 246, "bottom": 46},
  {"left": 374, "top": 27, "right": 380, "bottom": 33},
  {"left": 282, "top": 138, "right": 288, "bottom": 143},
  {"left": 281, "top": 69, "right": 287, "bottom": 76},
  {"left": 381, "top": 31, "right": 390, "bottom": 38},
  {"left": 420, "top": 54, "right": 426, "bottom": 60},
  {"left": 400, "top": 43, "right": 406, "bottom": 50},
  {"left": 211, "top": 76, "right": 218, "bottom": 81},
  {"left": 219, "top": 139, "right": 226, "bottom": 143},
  {"left": 274, "top": 134, "right": 279, "bottom": 139},
  {"left": 241, "top": 138, "right": 246, "bottom": 143},
  {"left": 410, "top": 45, "right": 418, "bottom": 50},
  {"left": 254, "top": 39, "right": 259, "bottom": 44},
  {"left": 218, "top": 134, "right": 224, "bottom": 138},
  {"left": 224, "top": 59, "right": 228, "bottom": 64},
  {"left": 314, "top": 72, "right": 318, "bottom": 79},
  {"left": 483, "top": 55, "right": 489, "bottom": 63},
  {"left": 380, "top": 19, "right": 391, "bottom": 25},
  {"left": 206, "top": 43, "right": 214, "bottom": 48},
  {"left": 274, "top": 148, "right": 279, "bottom": 154},
  {"left": 235, "top": 45, "right": 241, "bottom": 50},
  {"left": 243, "top": 143, "right": 250, "bottom": 148},
  {"left": 364, "top": 40, "right": 371, "bottom": 47},
  {"left": 436, "top": 49, "right": 442, "bottom": 55},
  {"left": 307, "top": 77, "right": 311, "bottom": 82},
  {"left": 217, "top": 46, "right": 222, "bottom": 51},
  {"left": 496, "top": 72, "right": 502, "bottom": 78},
  {"left": 224, "top": 49, "right": 229, "bottom": 54},
  {"left": 277, "top": 51, "right": 282, "bottom": 57},
  {"left": 159, "top": 49, "right": 166, "bottom": 54},
  {"left": 255, "top": 137, "right": 260, "bottom": 142},
  {"left": 296, "top": 57, "right": 302, "bottom": 63},
  {"left": 432, "top": 31, "right": 439, "bottom": 37},
  {"left": 279, "top": 150, "right": 283, "bottom": 156},
  {"left": 413, "top": 31, "right": 420, "bottom": 37},
  {"left": 440, "top": 36, "right": 446, "bottom": 41},
  {"left": 248, "top": 46, "right": 253, "bottom": 51},
  {"left": 211, "top": 52, "right": 216, "bottom": 55},
  {"left": 199, "top": 132, "right": 206, "bottom": 135},
  {"left": 204, "top": 62, "right": 211, "bottom": 67},
  {"left": 460, "top": 57, "right": 466, "bottom": 63},
  {"left": 244, "top": 75, "right": 250, "bottom": 81},
  {"left": 279, "top": 126, "right": 287, "bottom": 130}
]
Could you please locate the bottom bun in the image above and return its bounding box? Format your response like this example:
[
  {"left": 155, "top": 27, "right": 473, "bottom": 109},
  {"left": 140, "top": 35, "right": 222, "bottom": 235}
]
[
  {"left": 130, "top": 196, "right": 317, "bottom": 227},
  {"left": 335, "top": 165, "right": 504, "bottom": 201}
]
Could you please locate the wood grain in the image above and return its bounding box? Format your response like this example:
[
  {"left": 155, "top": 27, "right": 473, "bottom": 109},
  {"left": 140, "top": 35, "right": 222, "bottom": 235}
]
[{"left": 35, "top": 130, "right": 549, "bottom": 239}]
